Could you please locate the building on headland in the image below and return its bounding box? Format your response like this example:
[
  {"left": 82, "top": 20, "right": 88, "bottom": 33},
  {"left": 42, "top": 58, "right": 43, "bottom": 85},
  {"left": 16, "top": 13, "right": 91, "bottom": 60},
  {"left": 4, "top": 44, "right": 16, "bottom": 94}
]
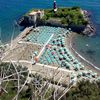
[
  {"left": 28, "top": 10, "right": 44, "bottom": 25},
  {"left": 53, "top": 0, "right": 57, "bottom": 12},
  {"left": 19, "top": 1, "right": 57, "bottom": 27},
  {"left": 18, "top": 10, "right": 44, "bottom": 27}
]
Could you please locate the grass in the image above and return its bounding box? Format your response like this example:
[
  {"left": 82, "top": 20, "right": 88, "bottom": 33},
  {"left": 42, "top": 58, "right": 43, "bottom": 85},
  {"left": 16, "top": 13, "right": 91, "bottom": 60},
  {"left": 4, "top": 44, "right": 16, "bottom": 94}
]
[{"left": 42, "top": 7, "right": 88, "bottom": 26}]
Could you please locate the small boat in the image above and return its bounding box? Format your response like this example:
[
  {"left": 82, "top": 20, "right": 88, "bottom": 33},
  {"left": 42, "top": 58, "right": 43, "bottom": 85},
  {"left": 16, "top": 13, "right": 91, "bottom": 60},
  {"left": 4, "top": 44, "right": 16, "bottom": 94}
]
[{"left": 86, "top": 44, "right": 89, "bottom": 47}]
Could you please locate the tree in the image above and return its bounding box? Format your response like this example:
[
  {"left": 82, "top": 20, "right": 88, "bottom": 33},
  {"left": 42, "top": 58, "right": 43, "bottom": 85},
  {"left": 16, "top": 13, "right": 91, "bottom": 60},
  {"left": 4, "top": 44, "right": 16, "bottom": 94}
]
[{"left": 66, "top": 80, "right": 100, "bottom": 100}]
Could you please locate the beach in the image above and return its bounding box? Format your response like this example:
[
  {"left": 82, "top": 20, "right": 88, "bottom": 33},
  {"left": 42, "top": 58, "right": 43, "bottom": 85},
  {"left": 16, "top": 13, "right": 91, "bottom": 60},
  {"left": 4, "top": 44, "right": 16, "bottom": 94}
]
[
  {"left": 2, "top": 25, "right": 100, "bottom": 75},
  {"left": 1, "top": 25, "right": 100, "bottom": 89},
  {"left": 0, "top": 1, "right": 100, "bottom": 100},
  {"left": 65, "top": 32, "right": 100, "bottom": 75}
]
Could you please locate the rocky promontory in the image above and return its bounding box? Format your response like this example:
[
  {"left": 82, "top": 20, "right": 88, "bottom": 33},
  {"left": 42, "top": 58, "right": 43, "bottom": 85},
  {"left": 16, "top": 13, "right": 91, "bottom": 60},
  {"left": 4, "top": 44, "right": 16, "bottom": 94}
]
[
  {"left": 81, "top": 10, "right": 95, "bottom": 36},
  {"left": 18, "top": 7, "right": 95, "bottom": 36}
]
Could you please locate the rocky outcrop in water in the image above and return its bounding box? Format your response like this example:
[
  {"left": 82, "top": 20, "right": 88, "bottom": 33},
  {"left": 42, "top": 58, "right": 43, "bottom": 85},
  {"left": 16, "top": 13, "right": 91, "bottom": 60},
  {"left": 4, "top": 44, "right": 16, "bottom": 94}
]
[
  {"left": 83, "top": 24, "right": 95, "bottom": 36},
  {"left": 18, "top": 9, "right": 95, "bottom": 36},
  {"left": 82, "top": 10, "right": 96, "bottom": 36}
]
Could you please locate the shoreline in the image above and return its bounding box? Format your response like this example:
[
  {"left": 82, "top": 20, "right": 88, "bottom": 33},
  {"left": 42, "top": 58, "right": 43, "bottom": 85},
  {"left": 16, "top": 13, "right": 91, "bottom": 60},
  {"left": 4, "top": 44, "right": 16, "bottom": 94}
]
[
  {"left": 5, "top": 26, "right": 33, "bottom": 48},
  {"left": 65, "top": 32, "right": 100, "bottom": 75},
  {"left": 1, "top": 25, "right": 100, "bottom": 75},
  {"left": 1, "top": 25, "right": 100, "bottom": 86}
]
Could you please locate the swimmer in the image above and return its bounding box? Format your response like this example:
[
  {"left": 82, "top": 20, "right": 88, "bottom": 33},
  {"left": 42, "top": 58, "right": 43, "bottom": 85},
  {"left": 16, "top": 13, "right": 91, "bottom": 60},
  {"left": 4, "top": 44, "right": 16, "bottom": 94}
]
[{"left": 86, "top": 44, "right": 89, "bottom": 47}]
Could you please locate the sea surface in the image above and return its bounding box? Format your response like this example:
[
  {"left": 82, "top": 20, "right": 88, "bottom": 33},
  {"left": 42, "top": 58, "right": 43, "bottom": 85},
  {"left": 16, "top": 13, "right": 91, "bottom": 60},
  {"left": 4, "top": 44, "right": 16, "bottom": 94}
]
[{"left": 0, "top": 0, "right": 100, "bottom": 68}]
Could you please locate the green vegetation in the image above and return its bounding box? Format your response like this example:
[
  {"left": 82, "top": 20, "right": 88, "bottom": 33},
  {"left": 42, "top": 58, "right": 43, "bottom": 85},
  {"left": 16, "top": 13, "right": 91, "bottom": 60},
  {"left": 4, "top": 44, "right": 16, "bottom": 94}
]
[
  {"left": 1, "top": 63, "right": 100, "bottom": 100},
  {"left": 1, "top": 82, "right": 31, "bottom": 100},
  {"left": 0, "top": 63, "right": 29, "bottom": 100},
  {"left": 23, "top": 6, "right": 88, "bottom": 26},
  {"left": 66, "top": 80, "right": 100, "bottom": 100},
  {"left": 0, "top": 63, "right": 54, "bottom": 100},
  {"left": 1, "top": 79, "right": 100, "bottom": 100},
  {"left": 43, "top": 7, "right": 88, "bottom": 26}
]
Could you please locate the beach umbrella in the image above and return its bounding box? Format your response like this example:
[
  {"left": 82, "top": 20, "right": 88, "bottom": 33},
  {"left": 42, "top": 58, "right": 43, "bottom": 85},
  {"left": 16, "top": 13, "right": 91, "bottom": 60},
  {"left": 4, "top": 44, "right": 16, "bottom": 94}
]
[
  {"left": 67, "top": 53, "right": 70, "bottom": 56},
  {"left": 66, "top": 59, "right": 70, "bottom": 62},
  {"left": 63, "top": 55, "right": 67, "bottom": 60},
  {"left": 97, "top": 77, "right": 100, "bottom": 81},
  {"left": 65, "top": 63, "right": 70, "bottom": 69},
  {"left": 59, "top": 55, "right": 63, "bottom": 61},
  {"left": 64, "top": 55, "right": 70, "bottom": 61},
  {"left": 70, "top": 74, "right": 74, "bottom": 79},
  {"left": 89, "top": 70, "right": 92, "bottom": 73},
  {"left": 58, "top": 49, "right": 62, "bottom": 53},
  {"left": 74, "top": 65, "right": 79, "bottom": 71},
  {"left": 84, "top": 70, "right": 88, "bottom": 74},
  {"left": 52, "top": 40, "right": 55, "bottom": 44},
  {"left": 73, "top": 61, "right": 78, "bottom": 64},
  {"left": 61, "top": 61, "right": 66, "bottom": 67},
  {"left": 63, "top": 48, "right": 67, "bottom": 51},
  {"left": 66, "top": 65, "right": 70, "bottom": 69},
  {"left": 77, "top": 72, "right": 82, "bottom": 77},
  {"left": 94, "top": 73, "right": 97, "bottom": 76},
  {"left": 53, "top": 47, "right": 56, "bottom": 51},
  {"left": 64, "top": 50, "right": 68, "bottom": 54},
  {"left": 80, "top": 65, "right": 84, "bottom": 70},
  {"left": 77, "top": 74, "right": 81, "bottom": 78},
  {"left": 82, "top": 71, "right": 87, "bottom": 76},
  {"left": 51, "top": 51, "right": 55, "bottom": 55},
  {"left": 91, "top": 73, "right": 96, "bottom": 78},
  {"left": 62, "top": 49, "right": 65, "bottom": 53},
  {"left": 46, "top": 44, "right": 52, "bottom": 49},
  {"left": 60, "top": 48, "right": 64, "bottom": 53},
  {"left": 68, "top": 55, "right": 71, "bottom": 58},
  {"left": 58, "top": 37, "right": 61, "bottom": 40},
  {"left": 57, "top": 44, "right": 60, "bottom": 46},
  {"left": 59, "top": 54, "right": 63, "bottom": 58},
  {"left": 34, "top": 51, "right": 38, "bottom": 56}
]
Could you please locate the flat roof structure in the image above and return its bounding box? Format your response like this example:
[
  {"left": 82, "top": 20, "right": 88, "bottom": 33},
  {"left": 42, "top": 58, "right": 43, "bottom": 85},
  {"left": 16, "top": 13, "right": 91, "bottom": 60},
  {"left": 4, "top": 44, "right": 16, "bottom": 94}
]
[{"left": 29, "top": 10, "right": 43, "bottom": 16}]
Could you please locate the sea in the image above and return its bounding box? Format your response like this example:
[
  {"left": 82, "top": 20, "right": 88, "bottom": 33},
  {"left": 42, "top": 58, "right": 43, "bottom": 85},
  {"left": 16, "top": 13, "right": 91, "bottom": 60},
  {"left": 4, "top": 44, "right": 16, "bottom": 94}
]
[{"left": 0, "top": 0, "right": 100, "bottom": 69}]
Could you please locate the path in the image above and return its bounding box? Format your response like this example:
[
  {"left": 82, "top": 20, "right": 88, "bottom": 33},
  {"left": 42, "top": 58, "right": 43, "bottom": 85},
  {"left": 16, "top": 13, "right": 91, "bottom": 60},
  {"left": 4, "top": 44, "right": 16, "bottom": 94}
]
[{"left": 37, "top": 34, "right": 54, "bottom": 59}]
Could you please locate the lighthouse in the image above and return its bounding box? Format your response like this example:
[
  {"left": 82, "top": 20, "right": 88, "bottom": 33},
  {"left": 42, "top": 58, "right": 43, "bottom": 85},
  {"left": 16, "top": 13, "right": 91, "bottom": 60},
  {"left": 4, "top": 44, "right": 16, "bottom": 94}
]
[{"left": 53, "top": 0, "right": 57, "bottom": 12}]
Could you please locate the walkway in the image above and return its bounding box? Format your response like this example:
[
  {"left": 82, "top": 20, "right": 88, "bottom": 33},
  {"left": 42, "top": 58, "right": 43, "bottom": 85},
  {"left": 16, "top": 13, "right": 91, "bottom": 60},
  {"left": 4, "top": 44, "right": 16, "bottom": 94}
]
[
  {"left": 3, "top": 60, "right": 73, "bottom": 73},
  {"left": 37, "top": 34, "right": 54, "bottom": 59}
]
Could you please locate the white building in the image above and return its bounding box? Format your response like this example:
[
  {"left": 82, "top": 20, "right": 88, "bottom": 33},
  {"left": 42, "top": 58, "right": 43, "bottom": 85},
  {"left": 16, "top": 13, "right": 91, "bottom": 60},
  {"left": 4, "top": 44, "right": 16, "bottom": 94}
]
[{"left": 28, "top": 10, "right": 44, "bottom": 24}]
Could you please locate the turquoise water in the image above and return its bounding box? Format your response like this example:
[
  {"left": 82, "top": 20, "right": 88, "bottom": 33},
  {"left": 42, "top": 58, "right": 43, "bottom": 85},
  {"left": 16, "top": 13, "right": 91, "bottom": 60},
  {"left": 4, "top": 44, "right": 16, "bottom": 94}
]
[{"left": 0, "top": 0, "right": 100, "bottom": 68}]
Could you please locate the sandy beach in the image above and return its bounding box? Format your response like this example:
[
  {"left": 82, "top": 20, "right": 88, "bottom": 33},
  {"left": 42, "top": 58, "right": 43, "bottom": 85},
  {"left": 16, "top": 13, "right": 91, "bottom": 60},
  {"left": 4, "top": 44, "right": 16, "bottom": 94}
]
[
  {"left": 65, "top": 32, "right": 100, "bottom": 75},
  {"left": 2, "top": 25, "right": 100, "bottom": 85}
]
